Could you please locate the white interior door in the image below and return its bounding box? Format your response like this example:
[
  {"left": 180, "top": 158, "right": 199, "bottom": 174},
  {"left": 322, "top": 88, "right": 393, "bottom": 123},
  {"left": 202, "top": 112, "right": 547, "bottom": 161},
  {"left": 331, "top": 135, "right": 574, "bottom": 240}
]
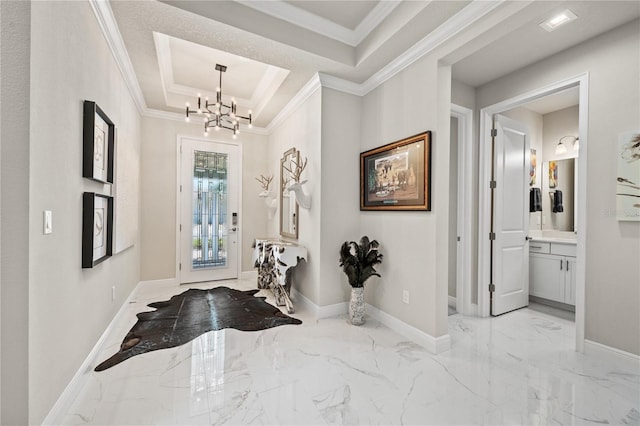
[
  {"left": 180, "top": 138, "right": 239, "bottom": 284},
  {"left": 491, "top": 114, "right": 530, "bottom": 315}
]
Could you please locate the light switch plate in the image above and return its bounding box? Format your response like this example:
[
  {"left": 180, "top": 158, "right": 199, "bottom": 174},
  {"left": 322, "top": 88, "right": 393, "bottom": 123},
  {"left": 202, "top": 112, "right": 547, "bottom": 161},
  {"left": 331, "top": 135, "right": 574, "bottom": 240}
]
[{"left": 44, "top": 210, "right": 52, "bottom": 234}]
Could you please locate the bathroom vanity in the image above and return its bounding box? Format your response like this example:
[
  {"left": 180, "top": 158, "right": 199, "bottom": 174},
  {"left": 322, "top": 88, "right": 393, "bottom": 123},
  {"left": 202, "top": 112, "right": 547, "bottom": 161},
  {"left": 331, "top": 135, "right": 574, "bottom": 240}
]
[{"left": 529, "top": 233, "right": 576, "bottom": 310}]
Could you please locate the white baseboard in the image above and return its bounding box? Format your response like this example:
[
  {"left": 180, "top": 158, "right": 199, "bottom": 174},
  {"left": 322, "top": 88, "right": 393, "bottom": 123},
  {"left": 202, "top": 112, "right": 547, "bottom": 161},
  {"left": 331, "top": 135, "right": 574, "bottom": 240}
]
[
  {"left": 366, "top": 303, "right": 450, "bottom": 354},
  {"left": 448, "top": 296, "right": 456, "bottom": 308},
  {"left": 318, "top": 302, "right": 349, "bottom": 318},
  {"left": 291, "top": 287, "right": 318, "bottom": 316},
  {"left": 42, "top": 283, "right": 140, "bottom": 425},
  {"left": 584, "top": 339, "right": 640, "bottom": 366},
  {"left": 138, "top": 277, "right": 177, "bottom": 287},
  {"left": 241, "top": 270, "right": 258, "bottom": 281}
]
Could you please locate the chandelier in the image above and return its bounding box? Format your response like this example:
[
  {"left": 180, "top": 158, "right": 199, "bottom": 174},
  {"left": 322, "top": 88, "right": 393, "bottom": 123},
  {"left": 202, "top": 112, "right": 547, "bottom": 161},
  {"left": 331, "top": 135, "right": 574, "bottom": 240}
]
[{"left": 185, "top": 64, "right": 252, "bottom": 138}]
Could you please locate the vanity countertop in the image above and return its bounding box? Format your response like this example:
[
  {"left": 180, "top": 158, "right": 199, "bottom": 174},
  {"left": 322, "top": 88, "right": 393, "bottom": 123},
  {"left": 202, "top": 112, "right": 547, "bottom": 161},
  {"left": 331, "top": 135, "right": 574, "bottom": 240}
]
[
  {"left": 530, "top": 236, "right": 576, "bottom": 245},
  {"left": 529, "top": 231, "right": 577, "bottom": 245}
]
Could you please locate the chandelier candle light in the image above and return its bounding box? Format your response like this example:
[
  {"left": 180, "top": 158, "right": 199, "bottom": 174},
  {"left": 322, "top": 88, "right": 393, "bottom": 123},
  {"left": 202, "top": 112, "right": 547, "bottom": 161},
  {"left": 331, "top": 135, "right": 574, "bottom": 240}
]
[{"left": 185, "top": 64, "right": 252, "bottom": 138}]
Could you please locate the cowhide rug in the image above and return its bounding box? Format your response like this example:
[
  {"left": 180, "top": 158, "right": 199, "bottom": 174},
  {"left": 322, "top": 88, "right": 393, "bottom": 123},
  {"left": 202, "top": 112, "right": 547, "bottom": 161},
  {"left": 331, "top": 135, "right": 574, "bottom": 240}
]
[{"left": 95, "top": 286, "right": 302, "bottom": 371}]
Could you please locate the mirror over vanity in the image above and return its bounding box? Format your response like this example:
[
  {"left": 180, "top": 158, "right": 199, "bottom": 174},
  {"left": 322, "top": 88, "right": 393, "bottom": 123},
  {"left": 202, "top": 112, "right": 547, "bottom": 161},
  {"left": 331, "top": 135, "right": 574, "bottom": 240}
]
[
  {"left": 541, "top": 158, "right": 577, "bottom": 232},
  {"left": 280, "top": 148, "right": 299, "bottom": 239}
]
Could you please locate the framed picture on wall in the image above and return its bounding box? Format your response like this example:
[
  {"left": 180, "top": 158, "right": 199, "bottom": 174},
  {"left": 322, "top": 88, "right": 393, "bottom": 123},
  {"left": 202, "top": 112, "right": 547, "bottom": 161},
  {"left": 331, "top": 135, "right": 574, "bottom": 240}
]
[
  {"left": 360, "top": 131, "right": 431, "bottom": 211},
  {"left": 616, "top": 131, "right": 640, "bottom": 221},
  {"left": 82, "top": 192, "right": 114, "bottom": 268},
  {"left": 83, "top": 100, "right": 115, "bottom": 184}
]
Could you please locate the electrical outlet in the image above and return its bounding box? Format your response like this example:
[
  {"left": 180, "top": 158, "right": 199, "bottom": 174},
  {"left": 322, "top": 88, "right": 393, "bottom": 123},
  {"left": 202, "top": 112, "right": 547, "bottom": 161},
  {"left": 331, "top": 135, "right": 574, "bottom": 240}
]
[
  {"left": 112, "top": 286, "right": 115, "bottom": 301},
  {"left": 402, "top": 290, "right": 410, "bottom": 304}
]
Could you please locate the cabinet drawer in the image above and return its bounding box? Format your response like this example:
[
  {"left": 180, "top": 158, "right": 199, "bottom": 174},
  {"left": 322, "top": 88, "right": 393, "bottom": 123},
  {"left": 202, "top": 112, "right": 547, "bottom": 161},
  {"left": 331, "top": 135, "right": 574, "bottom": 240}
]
[
  {"left": 551, "top": 243, "right": 576, "bottom": 257},
  {"left": 529, "top": 242, "right": 550, "bottom": 253}
]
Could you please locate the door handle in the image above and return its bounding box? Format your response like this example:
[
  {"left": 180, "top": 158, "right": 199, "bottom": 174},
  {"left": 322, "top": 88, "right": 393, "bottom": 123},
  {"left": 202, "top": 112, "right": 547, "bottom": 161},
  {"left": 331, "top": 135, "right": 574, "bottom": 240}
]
[
  {"left": 231, "top": 227, "right": 237, "bottom": 232},
  {"left": 560, "top": 259, "right": 563, "bottom": 270},
  {"left": 525, "top": 236, "right": 532, "bottom": 241}
]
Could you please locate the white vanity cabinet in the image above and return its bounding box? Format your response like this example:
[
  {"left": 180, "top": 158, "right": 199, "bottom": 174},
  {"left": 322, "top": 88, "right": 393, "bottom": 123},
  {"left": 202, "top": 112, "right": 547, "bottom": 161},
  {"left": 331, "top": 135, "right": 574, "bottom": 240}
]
[{"left": 529, "top": 240, "right": 576, "bottom": 307}]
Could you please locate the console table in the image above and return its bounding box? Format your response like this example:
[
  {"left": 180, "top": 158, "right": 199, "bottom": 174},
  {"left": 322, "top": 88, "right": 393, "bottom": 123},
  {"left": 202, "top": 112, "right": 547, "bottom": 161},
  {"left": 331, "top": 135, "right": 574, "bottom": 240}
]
[{"left": 252, "top": 238, "right": 307, "bottom": 314}]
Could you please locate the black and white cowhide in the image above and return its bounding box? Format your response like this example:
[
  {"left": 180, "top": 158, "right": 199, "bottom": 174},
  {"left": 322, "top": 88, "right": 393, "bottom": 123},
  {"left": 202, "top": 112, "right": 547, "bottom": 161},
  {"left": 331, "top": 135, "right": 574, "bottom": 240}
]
[{"left": 95, "top": 286, "right": 301, "bottom": 371}]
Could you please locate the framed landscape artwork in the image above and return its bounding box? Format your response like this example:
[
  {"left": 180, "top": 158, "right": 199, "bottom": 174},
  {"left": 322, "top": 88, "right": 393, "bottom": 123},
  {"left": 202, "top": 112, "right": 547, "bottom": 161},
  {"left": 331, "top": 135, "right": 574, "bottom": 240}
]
[
  {"left": 83, "top": 100, "right": 115, "bottom": 184},
  {"left": 82, "top": 192, "right": 114, "bottom": 268},
  {"left": 360, "top": 131, "right": 431, "bottom": 211}
]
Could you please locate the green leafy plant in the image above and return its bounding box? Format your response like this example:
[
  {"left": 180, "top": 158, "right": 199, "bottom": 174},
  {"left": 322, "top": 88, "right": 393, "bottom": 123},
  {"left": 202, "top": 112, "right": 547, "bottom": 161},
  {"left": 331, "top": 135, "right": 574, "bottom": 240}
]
[{"left": 339, "top": 236, "right": 383, "bottom": 288}]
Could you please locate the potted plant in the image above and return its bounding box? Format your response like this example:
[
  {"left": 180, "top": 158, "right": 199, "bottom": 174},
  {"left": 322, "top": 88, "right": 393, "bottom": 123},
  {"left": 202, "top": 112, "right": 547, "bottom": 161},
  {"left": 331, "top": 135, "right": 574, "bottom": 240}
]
[{"left": 339, "top": 236, "right": 383, "bottom": 325}]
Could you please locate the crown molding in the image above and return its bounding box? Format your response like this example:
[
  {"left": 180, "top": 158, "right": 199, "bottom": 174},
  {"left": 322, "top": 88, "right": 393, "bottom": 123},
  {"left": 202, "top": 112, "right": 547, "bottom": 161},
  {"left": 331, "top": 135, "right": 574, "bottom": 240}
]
[
  {"left": 89, "top": 0, "right": 147, "bottom": 115},
  {"left": 362, "top": 0, "right": 505, "bottom": 96},
  {"left": 237, "top": 0, "right": 400, "bottom": 47},
  {"left": 318, "top": 73, "right": 365, "bottom": 97},
  {"left": 91, "top": 0, "right": 503, "bottom": 134},
  {"left": 352, "top": 1, "right": 402, "bottom": 46},
  {"left": 266, "top": 74, "right": 321, "bottom": 133}
]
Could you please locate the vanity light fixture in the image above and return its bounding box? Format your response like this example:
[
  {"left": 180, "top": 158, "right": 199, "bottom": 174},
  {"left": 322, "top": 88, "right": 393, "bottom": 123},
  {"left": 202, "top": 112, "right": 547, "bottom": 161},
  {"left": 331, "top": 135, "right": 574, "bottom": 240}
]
[
  {"left": 556, "top": 135, "right": 578, "bottom": 155},
  {"left": 185, "top": 64, "right": 252, "bottom": 139},
  {"left": 539, "top": 9, "right": 578, "bottom": 32}
]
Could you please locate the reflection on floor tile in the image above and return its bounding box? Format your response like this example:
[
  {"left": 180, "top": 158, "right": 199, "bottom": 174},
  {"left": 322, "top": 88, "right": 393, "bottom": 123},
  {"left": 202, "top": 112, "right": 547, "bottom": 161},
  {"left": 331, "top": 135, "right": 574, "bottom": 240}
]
[{"left": 60, "top": 277, "right": 640, "bottom": 425}]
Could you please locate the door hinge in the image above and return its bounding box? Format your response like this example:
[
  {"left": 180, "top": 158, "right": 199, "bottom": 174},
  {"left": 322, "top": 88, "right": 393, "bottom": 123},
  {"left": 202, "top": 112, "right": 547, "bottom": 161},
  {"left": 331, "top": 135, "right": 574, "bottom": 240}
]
[
  {"left": 490, "top": 180, "right": 496, "bottom": 189},
  {"left": 489, "top": 232, "right": 496, "bottom": 240},
  {"left": 180, "top": 224, "right": 182, "bottom": 231},
  {"left": 179, "top": 263, "right": 182, "bottom": 271},
  {"left": 491, "top": 128, "right": 497, "bottom": 137},
  {"left": 180, "top": 185, "right": 182, "bottom": 192},
  {"left": 489, "top": 283, "right": 496, "bottom": 292},
  {"left": 457, "top": 236, "right": 461, "bottom": 242}
]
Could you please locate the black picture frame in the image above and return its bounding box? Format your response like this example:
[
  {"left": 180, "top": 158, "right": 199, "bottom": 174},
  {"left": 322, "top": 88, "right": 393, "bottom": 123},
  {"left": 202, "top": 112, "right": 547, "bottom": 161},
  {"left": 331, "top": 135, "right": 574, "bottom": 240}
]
[
  {"left": 360, "top": 131, "right": 431, "bottom": 211},
  {"left": 83, "top": 100, "right": 115, "bottom": 184},
  {"left": 82, "top": 192, "right": 114, "bottom": 268}
]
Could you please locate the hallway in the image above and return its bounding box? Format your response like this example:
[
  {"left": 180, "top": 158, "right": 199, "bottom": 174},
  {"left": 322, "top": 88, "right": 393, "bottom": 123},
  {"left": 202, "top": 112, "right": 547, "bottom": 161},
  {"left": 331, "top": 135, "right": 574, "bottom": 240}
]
[{"left": 59, "top": 278, "right": 639, "bottom": 425}]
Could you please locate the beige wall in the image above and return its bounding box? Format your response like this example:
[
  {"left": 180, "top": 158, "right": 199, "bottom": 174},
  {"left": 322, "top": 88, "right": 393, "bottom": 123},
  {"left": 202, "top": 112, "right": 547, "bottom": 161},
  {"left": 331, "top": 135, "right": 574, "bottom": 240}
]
[
  {"left": 28, "top": 1, "right": 142, "bottom": 422},
  {"left": 140, "top": 117, "right": 269, "bottom": 280},
  {"left": 319, "top": 88, "right": 361, "bottom": 306},
  {"left": 0, "top": 1, "right": 30, "bottom": 423},
  {"left": 477, "top": 20, "right": 640, "bottom": 355},
  {"left": 449, "top": 117, "right": 458, "bottom": 299},
  {"left": 267, "top": 89, "right": 322, "bottom": 303},
  {"left": 359, "top": 55, "right": 451, "bottom": 339}
]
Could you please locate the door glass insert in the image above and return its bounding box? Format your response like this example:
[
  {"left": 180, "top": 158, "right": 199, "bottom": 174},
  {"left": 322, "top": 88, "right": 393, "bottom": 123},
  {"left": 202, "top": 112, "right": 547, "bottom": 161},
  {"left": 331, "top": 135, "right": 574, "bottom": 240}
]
[{"left": 192, "top": 150, "right": 228, "bottom": 269}]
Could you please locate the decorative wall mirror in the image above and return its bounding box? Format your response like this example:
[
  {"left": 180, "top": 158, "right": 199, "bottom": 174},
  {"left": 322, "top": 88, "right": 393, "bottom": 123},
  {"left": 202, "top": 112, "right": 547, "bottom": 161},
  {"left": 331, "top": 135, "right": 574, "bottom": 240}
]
[{"left": 280, "top": 148, "right": 299, "bottom": 239}]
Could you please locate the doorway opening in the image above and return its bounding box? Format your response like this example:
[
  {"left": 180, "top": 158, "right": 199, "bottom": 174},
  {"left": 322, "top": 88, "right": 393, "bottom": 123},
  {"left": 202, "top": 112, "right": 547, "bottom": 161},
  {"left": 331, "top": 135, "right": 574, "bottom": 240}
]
[{"left": 477, "top": 74, "right": 588, "bottom": 351}]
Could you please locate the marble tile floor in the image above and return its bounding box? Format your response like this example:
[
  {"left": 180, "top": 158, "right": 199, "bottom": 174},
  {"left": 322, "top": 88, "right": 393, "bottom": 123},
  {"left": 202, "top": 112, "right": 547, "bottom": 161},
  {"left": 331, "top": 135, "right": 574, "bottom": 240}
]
[{"left": 61, "top": 278, "right": 640, "bottom": 425}]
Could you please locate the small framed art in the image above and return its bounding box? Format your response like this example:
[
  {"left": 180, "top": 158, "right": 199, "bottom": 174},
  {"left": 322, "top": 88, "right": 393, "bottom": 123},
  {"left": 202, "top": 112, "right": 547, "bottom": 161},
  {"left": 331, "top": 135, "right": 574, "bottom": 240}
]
[
  {"left": 83, "top": 100, "right": 115, "bottom": 184},
  {"left": 82, "top": 192, "right": 114, "bottom": 268},
  {"left": 360, "top": 131, "right": 431, "bottom": 211}
]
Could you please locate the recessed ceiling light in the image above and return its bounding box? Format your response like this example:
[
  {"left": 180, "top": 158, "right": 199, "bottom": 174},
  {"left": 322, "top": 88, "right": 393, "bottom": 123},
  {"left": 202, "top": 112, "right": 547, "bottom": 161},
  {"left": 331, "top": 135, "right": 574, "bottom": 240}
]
[{"left": 539, "top": 9, "right": 578, "bottom": 32}]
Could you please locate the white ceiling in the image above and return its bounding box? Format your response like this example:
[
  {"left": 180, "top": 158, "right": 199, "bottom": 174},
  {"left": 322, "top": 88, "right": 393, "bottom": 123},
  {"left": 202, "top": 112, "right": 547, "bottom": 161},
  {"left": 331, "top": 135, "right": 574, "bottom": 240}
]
[
  {"left": 106, "top": 0, "right": 640, "bottom": 129},
  {"left": 522, "top": 86, "right": 579, "bottom": 115}
]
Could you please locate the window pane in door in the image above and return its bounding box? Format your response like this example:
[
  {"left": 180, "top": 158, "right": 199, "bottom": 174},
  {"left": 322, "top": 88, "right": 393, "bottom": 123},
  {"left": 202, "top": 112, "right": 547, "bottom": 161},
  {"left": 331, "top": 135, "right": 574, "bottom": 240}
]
[{"left": 192, "top": 150, "right": 228, "bottom": 269}]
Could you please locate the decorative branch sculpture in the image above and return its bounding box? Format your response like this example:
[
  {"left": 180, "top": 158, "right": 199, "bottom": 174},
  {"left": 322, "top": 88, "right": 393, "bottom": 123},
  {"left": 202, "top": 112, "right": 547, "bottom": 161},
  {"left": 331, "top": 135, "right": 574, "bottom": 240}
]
[
  {"left": 255, "top": 174, "right": 274, "bottom": 192},
  {"left": 256, "top": 174, "right": 277, "bottom": 218},
  {"left": 282, "top": 156, "right": 312, "bottom": 209}
]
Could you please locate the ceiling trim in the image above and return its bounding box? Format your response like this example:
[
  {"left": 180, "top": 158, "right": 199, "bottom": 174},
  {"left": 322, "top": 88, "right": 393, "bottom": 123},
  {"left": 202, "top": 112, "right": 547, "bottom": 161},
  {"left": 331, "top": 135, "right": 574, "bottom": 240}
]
[
  {"left": 318, "top": 0, "right": 505, "bottom": 97},
  {"left": 352, "top": 1, "right": 403, "bottom": 46},
  {"left": 89, "top": 0, "right": 268, "bottom": 136},
  {"left": 89, "top": 0, "right": 147, "bottom": 115},
  {"left": 266, "top": 74, "right": 322, "bottom": 133},
  {"left": 237, "top": 0, "right": 400, "bottom": 47},
  {"left": 91, "top": 0, "right": 504, "bottom": 135},
  {"left": 365, "top": 0, "right": 506, "bottom": 96}
]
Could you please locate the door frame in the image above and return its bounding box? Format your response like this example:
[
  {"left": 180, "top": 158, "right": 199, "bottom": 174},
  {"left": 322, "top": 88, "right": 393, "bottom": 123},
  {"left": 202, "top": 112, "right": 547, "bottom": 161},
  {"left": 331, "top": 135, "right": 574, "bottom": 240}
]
[
  {"left": 175, "top": 134, "right": 243, "bottom": 284},
  {"left": 451, "top": 104, "right": 475, "bottom": 316},
  {"left": 478, "top": 73, "right": 588, "bottom": 352}
]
